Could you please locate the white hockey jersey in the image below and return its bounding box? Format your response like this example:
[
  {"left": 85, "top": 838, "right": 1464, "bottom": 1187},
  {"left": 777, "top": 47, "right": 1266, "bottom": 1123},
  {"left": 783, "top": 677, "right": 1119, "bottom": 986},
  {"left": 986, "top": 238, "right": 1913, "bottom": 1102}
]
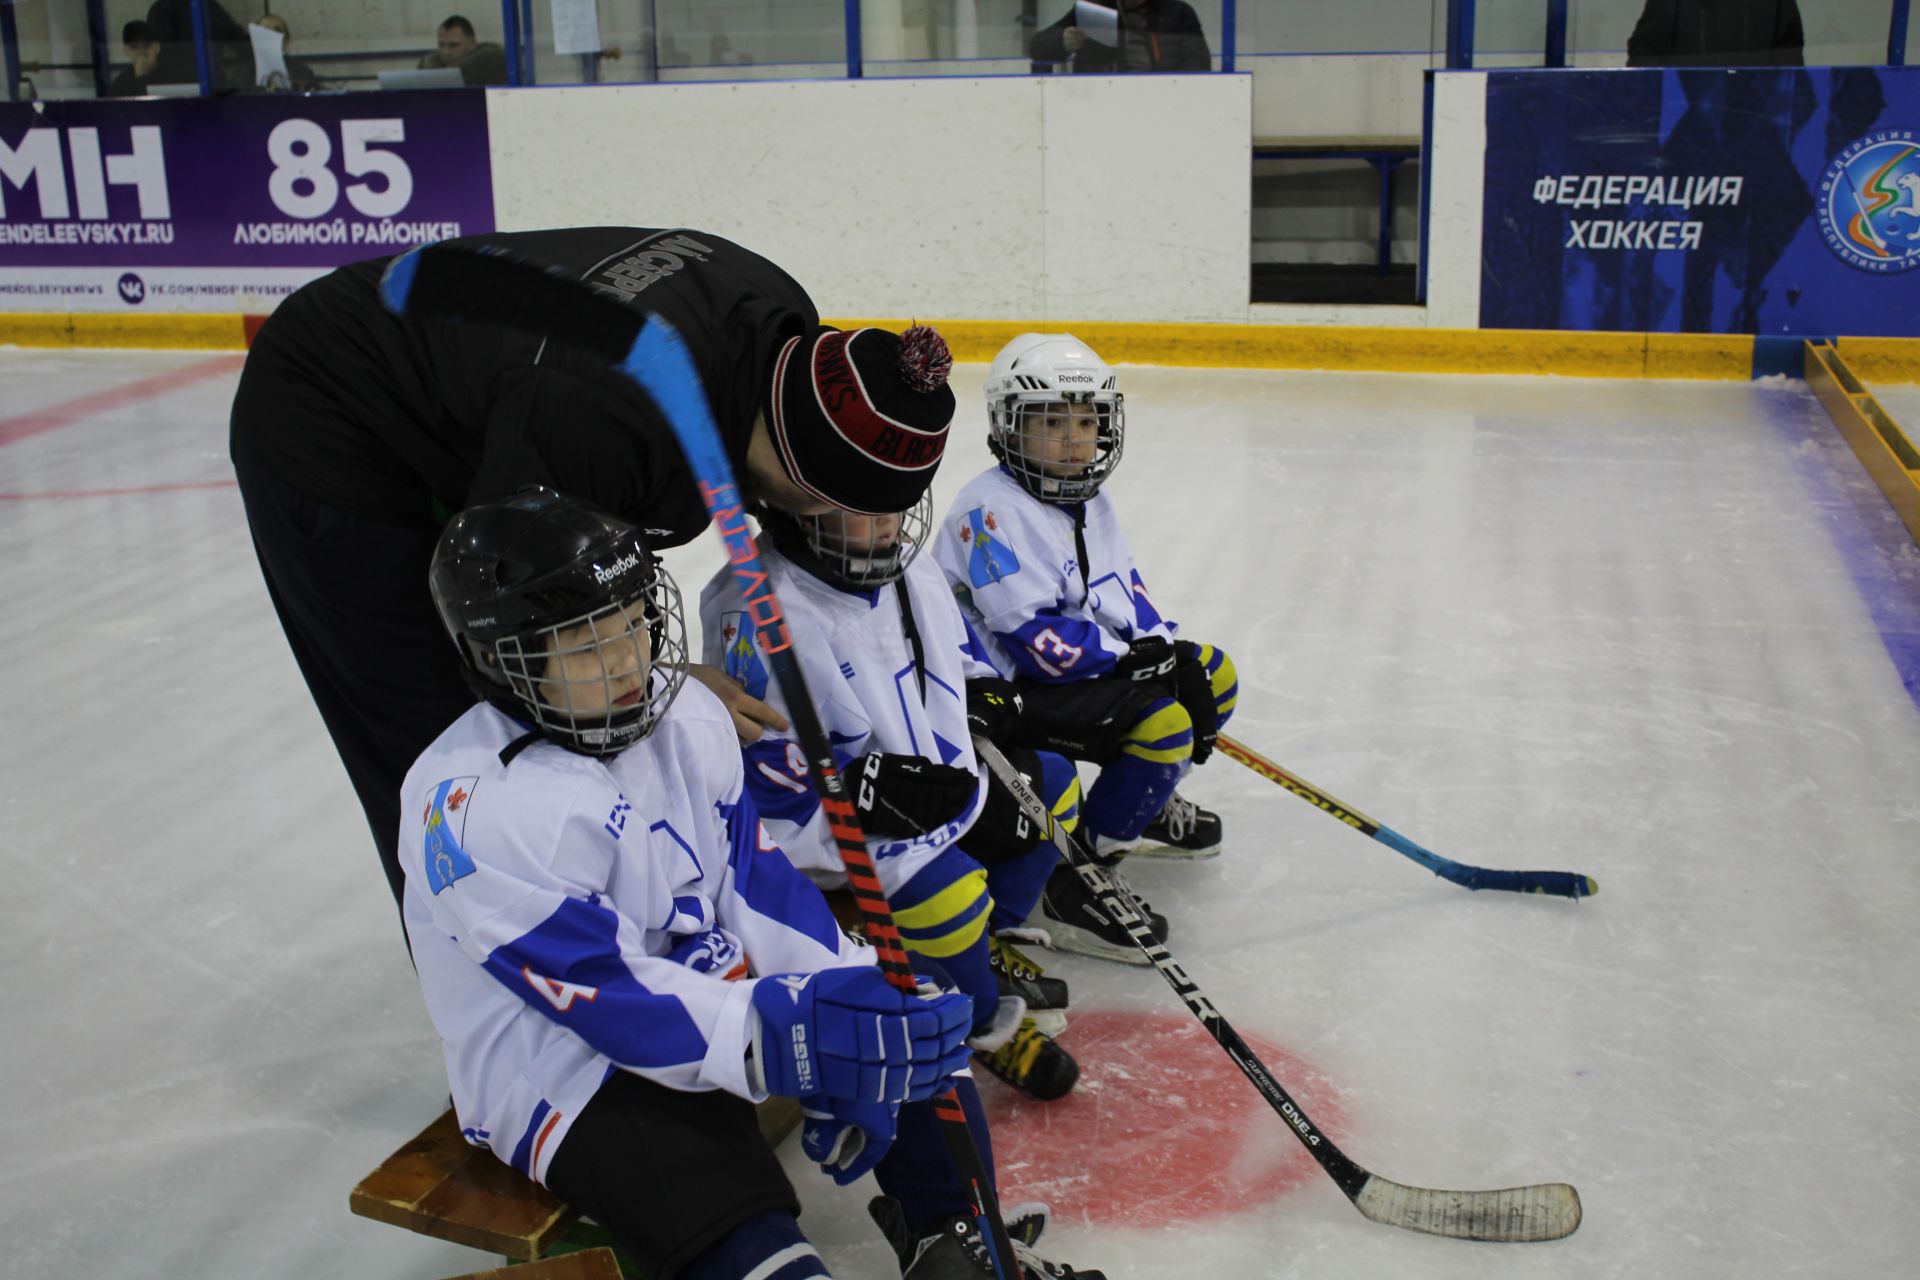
[
  {"left": 934, "top": 465, "right": 1176, "bottom": 683},
  {"left": 698, "top": 546, "right": 996, "bottom": 896},
  {"left": 399, "top": 680, "right": 871, "bottom": 1186}
]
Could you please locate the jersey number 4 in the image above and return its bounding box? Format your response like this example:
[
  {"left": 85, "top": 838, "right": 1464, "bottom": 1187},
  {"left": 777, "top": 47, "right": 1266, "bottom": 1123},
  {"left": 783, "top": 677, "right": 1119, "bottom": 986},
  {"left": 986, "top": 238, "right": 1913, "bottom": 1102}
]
[{"left": 524, "top": 966, "right": 599, "bottom": 1012}]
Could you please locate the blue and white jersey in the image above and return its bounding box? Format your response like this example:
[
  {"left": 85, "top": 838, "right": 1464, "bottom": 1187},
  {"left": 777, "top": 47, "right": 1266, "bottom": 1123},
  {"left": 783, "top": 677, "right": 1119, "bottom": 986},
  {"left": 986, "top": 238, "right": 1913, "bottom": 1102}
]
[
  {"left": 399, "top": 680, "right": 871, "bottom": 1187},
  {"left": 698, "top": 546, "right": 996, "bottom": 894},
  {"left": 934, "top": 464, "right": 1175, "bottom": 683}
]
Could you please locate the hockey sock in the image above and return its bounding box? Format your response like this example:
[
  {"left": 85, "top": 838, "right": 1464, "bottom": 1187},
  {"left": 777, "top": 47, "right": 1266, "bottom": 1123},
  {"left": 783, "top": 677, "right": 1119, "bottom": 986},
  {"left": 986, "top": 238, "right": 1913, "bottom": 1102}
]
[
  {"left": 1083, "top": 751, "right": 1183, "bottom": 842},
  {"left": 892, "top": 848, "right": 1001, "bottom": 1034},
  {"left": 874, "top": 1073, "right": 997, "bottom": 1236},
  {"left": 985, "top": 836, "right": 1059, "bottom": 934},
  {"left": 681, "top": 1209, "right": 830, "bottom": 1280}
]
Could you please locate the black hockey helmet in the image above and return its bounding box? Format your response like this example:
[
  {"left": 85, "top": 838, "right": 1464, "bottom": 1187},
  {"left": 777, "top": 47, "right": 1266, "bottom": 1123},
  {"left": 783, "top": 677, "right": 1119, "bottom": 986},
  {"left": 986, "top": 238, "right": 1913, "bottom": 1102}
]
[
  {"left": 758, "top": 494, "right": 932, "bottom": 593},
  {"left": 429, "top": 487, "right": 688, "bottom": 756}
]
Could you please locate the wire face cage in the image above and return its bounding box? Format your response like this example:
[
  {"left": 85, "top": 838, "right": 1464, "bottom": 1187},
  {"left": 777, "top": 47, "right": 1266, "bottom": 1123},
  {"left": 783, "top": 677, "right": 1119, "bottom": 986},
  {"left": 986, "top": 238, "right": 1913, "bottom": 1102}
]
[{"left": 491, "top": 566, "right": 689, "bottom": 755}]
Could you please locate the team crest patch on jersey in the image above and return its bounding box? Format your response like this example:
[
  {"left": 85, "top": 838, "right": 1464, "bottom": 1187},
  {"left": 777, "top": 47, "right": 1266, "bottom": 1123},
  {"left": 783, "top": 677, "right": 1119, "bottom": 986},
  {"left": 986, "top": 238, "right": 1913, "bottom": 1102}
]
[
  {"left": 957, "top": 506, "right": 1020, "bottom": 587},
  {"left": 719, "top": 611, "right": 770, "bottom": 699},
  {"left": 423, "top": 777, "right": 479, "bottom": 894}
]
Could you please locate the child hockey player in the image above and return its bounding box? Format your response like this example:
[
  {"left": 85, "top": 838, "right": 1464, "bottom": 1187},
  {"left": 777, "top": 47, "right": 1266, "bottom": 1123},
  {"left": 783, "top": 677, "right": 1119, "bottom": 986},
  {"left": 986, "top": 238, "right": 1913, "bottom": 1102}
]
[
  {"left": 401, "top": 487, "right": 1102, "bottom": 1279},
  {"left": 701, "top": 490, "right": 1085, "bottom": 1103},
  {"left": 934, "top": 334, "right": 1239, "bottom": 963}
]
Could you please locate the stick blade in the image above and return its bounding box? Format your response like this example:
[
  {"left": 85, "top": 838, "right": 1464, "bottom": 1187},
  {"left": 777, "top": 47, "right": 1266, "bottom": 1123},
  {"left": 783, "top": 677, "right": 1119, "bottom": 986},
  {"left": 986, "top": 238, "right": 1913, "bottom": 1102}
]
[
  {"left": 1446, "top": 867, "right": 1599, "bottom": 899},
  {"left": 1352, "top": 1175, "right": 1582, "bottom": 1242}
]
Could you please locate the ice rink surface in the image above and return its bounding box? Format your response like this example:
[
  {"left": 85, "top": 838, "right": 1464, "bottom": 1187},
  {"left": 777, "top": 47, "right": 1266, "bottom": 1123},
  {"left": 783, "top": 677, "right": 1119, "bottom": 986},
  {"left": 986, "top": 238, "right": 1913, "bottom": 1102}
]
[{"left": 3, "top": 350, "right": 1918, "bottom": 1280}]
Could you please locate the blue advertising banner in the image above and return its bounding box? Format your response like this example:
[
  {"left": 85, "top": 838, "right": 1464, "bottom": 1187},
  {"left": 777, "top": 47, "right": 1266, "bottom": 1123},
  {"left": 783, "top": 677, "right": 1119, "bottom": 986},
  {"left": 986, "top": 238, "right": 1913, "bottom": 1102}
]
[
  {"left": 0, "top": 90, "right": 493, "bottom": 311},
  {"left": 1480, "top": 67, "right": 1919, "bottom": 337}
]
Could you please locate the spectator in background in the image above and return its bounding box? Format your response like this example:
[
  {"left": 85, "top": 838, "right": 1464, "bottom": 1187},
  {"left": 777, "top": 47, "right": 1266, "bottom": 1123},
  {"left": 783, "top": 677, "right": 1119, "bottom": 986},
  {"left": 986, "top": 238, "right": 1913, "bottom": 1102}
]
[
  {"left": 254, "top": 14, "right": 323, "bottom": 92},
  {"left": 418, "top": 13, "right": 509, "bottom": 85},
  {"left": 1030, "top": 0, "right": 1211, "bottom": 73},
  {"left": 143, "top": 0, "right": 251, "bottom": 90},
  {"left": 1626, "top": 0, "right": 1805, "bottom": 67},
  {"left": 107, "top": 20, "right": 162, "bottom": 96}
]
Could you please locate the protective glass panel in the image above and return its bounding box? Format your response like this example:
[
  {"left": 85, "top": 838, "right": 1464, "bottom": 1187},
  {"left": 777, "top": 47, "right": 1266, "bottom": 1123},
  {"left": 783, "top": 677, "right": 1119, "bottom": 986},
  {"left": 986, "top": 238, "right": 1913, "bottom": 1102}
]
[
  {"left": 647, "top": 0, "right": 848, "bottom": 83},
  {"left": 1569, "top": 0, "right": 1894, "bottom": 69},
  {"left": 94, "top": 2, "right": 515, "bottom": 95},
  {"left": 1474, "top": 0, "right": 1548, "bottom": 68},
  {"left": 861, "top": 0, "right": 1040, "bottom": 79}
]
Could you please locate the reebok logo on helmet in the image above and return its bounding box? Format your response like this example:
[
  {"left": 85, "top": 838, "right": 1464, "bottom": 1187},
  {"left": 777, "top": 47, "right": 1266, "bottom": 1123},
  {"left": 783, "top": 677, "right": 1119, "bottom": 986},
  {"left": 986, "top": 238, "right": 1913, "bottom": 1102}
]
[{"left": 593, "top": 552, "right": 641, "bottom": 585}]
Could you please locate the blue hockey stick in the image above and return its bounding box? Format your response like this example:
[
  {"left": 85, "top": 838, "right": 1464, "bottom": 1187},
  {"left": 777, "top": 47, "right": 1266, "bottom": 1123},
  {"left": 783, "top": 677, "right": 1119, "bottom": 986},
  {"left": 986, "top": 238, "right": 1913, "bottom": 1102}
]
[
  {"left": 379, "top": 241, "right": 1021, "bottom": 1280},
  {"left": 1217, "top": 733, "right": 1596, "bottom": 899}
]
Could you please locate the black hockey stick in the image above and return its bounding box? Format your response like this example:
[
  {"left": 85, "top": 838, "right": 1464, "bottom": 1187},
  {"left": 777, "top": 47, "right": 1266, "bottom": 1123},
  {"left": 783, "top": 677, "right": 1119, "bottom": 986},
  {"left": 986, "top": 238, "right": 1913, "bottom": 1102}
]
[
  {"left": 379, "top": 243, "right": 1023, "bottom": 1280},
  {"left": 1217, "top": 734, "right": 1597, "bottom": 900},
  {"left": 975, "top": 736, "right": 1583, "bottom": 1243}
]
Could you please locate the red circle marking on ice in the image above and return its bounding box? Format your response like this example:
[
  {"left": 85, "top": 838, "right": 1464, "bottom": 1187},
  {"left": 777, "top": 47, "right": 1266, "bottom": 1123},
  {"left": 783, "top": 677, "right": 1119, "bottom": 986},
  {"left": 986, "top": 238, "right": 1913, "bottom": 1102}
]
[{"left": 978, "top": 1009, "right": 1347, "bottom": 1229}]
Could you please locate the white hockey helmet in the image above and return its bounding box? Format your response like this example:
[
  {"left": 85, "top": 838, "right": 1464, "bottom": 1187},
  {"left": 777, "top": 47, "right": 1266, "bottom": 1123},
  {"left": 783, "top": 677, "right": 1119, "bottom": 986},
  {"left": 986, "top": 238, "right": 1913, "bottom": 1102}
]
[{"left": 983, "top": 333, "right": 1125, "bottom": 504}]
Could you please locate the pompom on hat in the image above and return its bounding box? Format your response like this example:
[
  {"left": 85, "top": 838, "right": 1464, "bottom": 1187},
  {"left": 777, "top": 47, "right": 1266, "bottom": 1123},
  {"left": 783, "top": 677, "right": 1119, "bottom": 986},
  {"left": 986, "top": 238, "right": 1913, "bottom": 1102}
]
[{"left": 764, "top": 324, "right": 956, "bottom": 516}]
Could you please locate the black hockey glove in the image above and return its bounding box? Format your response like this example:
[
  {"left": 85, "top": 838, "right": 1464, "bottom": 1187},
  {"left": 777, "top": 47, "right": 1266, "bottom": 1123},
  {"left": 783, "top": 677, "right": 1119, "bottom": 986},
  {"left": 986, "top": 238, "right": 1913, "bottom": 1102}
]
[
  {"left": 965, "top": 678, "right": 1024, "bottom": 746},
  {"left": 1173, "top": 640, "right": 1220, "bottom": 765},
  {"left": 963, "top": 747, "right": 1044, "bottom": 862},
  {"left": 851, "top": 753, "right": 978, "bottom": 838},
  {"left": 1111, "top": 635, "right": 1177, "bottom": 687}
]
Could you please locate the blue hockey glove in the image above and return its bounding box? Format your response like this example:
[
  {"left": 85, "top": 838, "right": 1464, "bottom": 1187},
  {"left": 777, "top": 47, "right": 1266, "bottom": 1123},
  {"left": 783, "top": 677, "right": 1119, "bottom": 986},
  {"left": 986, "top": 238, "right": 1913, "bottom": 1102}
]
[
  {"left": 750, "top": 965, "right": 973, "bottom": 1103},
  {"left": 801, "top": 1095, "right": 899, "bottom": 1185}
]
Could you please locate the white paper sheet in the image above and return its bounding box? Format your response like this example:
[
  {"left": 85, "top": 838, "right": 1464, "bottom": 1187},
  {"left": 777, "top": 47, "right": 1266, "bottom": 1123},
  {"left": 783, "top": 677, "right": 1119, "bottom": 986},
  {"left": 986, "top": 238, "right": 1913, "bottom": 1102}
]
[
  {"left": 1073, "top": 0, "right": 1119, "bottom": 48},
  {"left": 248, "top": 24, "right": 289, "bottom": 88},
  {"left": 551, "top": 0, "right": 603, "bottom": 56}
]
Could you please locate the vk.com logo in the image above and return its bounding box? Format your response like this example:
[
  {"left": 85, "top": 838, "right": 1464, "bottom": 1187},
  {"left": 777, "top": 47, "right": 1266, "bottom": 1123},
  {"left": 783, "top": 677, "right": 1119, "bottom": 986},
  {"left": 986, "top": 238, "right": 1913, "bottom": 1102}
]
[
  {"left": 117, "top": 273, "right": 146, "bottom": 305},
  {"left": 1818, "top": 134, "right": 1920, "bottom": 272}
]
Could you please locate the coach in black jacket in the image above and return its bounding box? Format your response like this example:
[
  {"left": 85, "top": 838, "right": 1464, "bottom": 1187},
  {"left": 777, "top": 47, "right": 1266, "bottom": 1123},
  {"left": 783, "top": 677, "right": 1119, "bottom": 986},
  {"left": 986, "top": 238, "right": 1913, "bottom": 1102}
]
[
  {"left": 1030, "top": 0, "right": 1212, "bottom": 73},
  {"left": 1626, "top": 0, "right": 1805, "bottom": 67},
  {"left": 231, "top": 227, "right": 957, "bottom": 916}
]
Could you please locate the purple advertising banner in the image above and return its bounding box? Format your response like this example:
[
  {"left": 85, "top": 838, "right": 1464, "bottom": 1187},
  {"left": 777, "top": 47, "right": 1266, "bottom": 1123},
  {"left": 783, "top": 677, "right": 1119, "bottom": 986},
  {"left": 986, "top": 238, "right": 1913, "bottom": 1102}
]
[{"left": 0, "top": 90, "right": 493, "bottom": 310}]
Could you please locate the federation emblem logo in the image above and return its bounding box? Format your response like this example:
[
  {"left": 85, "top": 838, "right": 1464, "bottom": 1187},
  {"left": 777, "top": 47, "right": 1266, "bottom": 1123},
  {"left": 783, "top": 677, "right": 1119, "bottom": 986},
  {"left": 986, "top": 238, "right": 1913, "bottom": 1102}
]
[
  {"left": 958, "top": 506, "right": 1020, "bottom": 588},
  {"left": 719, "top": 611, "right": 769, "bottom": 699},
  {"left": 1818, "top": 133, "right": 1920, "bottom": 272},
  {"left": 423, "top": 776, "right": 480, "bottom": 894}
]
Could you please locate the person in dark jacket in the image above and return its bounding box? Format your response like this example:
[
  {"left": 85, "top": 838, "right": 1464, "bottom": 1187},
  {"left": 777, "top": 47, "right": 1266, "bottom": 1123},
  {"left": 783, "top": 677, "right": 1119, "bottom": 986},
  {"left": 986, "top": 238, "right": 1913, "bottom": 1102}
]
[
  {"left": 1029, "top": 0, "right": 1212, "bottom": 73},
  {"left": 230, "top": 227, "right": 959, "bottom": 920},
  {"left": 106, "top": 21, "right": 162, "bottom": 96},
  {"left": 1626, "top": 0, "right": 1805, "bottom": 67},
  {"left": 417, "top": 14, "right": 510, "bottom": 85},
  {"left": 143, "top": 0, "right": 252, "bottom": 90}
]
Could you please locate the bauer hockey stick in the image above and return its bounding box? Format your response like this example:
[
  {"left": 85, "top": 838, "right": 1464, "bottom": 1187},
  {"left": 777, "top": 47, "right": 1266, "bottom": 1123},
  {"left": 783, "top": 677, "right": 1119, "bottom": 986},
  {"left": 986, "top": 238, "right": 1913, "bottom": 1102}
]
[
  {"left": 379, "top": 243, "right": 1023, "bottom": 1280},
  {"left": 974, "top": 737, "right": 1583, "bottom": 1243},
  {"left": 1216, "top": 733, "right": 1597, "bottom": 900}
]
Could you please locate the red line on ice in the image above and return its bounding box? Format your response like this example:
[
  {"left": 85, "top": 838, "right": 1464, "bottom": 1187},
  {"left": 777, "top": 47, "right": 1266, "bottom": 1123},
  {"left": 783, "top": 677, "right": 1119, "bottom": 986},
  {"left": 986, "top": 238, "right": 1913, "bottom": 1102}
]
[
  {"left": 0, "top": 353, "right": 245, "bottom": 448},
  {"left": 0, "top": 479, "right": 239, "bottom": 500}
]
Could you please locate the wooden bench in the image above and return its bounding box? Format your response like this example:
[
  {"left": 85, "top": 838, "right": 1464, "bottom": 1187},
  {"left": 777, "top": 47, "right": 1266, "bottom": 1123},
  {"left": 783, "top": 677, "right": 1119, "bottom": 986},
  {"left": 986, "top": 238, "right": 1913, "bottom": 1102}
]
[
  {"left": 351, "top": 1098, "right": 804, "bottom": 1268},
  {"left": 1252, "top": 135, "right": 1421, "bottom": 273}
]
